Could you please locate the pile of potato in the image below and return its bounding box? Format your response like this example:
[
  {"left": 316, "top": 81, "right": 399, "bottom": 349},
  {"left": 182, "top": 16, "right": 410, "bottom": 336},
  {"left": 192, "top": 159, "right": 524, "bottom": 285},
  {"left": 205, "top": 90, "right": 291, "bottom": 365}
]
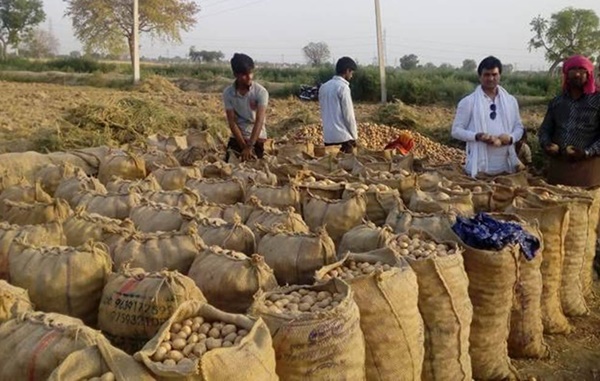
[
  {"left": 370, "top": 170, "right": 411, "bottom": 180},
  {"left": 87, "top": 372, "right": 115, "bottom": 381},
  {"left": 321, "top": 260, "right": 392, "bottom": 281},
  {"left": 537, "top": 191, "right": 560, "bottom": 201},
  {"left": 300, "top": 177, "right": 341, "bottom": 187},
  {"left": 392, "top": 233, "right": 456, "bottom": 259},
  {"left": 151, "top": 316, "right": 249, "bottom": 366},
  {"left": 347, "top": 183, "right": 391, "bottom": 192},
  {"left": 264, "top": 288, "right": 345, "bottom": 315}
]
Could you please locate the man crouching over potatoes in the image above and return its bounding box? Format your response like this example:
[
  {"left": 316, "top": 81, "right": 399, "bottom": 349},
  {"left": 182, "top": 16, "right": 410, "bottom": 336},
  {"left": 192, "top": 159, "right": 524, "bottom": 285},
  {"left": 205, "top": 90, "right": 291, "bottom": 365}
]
[{"left": 451, "top": 56, "right": 525, "bottom": 177}]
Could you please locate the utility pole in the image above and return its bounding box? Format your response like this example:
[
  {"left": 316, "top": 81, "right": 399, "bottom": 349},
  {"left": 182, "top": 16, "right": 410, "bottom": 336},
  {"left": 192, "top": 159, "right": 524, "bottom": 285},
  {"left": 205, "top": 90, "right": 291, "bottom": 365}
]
[
  {"left": 133, "top": 0, "right": 140, "bottom": 83},
  {"left": 374, "top": 0, "right": 386, "bottom": 103}
]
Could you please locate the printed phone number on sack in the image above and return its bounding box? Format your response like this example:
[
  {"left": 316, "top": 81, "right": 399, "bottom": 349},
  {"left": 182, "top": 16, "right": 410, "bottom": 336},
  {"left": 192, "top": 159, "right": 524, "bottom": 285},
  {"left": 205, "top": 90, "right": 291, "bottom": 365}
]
[
  {"left": 110, "top": 298, "right": 172, "bottom": 316},
  {"left": 110, "top": 310, "right": 166, "bottom": 327}
]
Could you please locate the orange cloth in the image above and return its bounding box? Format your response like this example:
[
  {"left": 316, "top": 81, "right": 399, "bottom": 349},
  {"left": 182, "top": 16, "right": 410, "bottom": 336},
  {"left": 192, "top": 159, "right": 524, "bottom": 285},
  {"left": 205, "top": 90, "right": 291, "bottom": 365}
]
[{"left": 384, "top": 133, "right": 414, "bottom": 155}]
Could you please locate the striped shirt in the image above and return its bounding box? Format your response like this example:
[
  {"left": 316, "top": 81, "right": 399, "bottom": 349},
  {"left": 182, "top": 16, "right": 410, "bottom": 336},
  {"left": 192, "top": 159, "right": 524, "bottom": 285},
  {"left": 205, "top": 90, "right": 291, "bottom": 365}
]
[{"left": 538, "top": 92, "right": 600, "bottom": 156}]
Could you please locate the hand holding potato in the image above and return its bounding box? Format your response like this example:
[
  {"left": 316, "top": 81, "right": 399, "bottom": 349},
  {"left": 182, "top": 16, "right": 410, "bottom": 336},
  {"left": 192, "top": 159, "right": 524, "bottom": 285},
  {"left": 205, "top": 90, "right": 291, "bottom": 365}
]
[
  {"left": 498, "top": 134, "right": 512, "bottom": 146},
  {"left": 544, "top": 143, "right": 560, "bottom": 156}
]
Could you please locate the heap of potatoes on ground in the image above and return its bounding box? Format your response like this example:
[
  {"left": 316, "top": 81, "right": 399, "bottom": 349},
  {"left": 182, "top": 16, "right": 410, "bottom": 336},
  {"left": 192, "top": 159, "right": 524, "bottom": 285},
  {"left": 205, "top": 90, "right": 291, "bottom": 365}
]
[{"left": 0, "top": 123, "right": 597, "bottom": 381}]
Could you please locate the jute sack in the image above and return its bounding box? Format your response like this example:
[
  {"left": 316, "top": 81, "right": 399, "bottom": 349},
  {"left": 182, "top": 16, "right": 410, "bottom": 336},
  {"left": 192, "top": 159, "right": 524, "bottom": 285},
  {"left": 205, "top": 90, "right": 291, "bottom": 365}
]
[
  {"left": 337, "top": 222, "right": 394, "bottom": 255},
  {"left": 392, "top": 230, "right": 472, "bottom": 381},
  {"left": 493, "top": 171, "right": 529, "bottom": 188},
  {"left": 189, "top": 217, "right": 257, "bottom": 255},
  {"left": 490, "top": 213, "right": 548, "bottom": 359},
  {"left": 246, "top": 182, "right": 302, "bottom": 212},
  {"left": 0, "top": 221, "right": 65, "bottom": 280},
  {"left": 77, "top": 191, "right": 142, "bottom": 220},
  {"left": 0, "top": 280, "right": 33, "bottom": 324},
  {"left": 98, "top": 267, "right": 206, "bottom": 354},
  {"left": 186, "top": 177, "right": 245, "bottom": 205},
  {"left": 295, "top": 176, "right": 346, "bottom": 202},
  {"left": 0, "top": 151, "right": 53, "bottom": 184},
  {"left": 270, "top": 162, "right": 308, "bottom": 185},
  {"left": 129, "top": 200, "right": 194, "bottom": 232},
  {"left": 34, "top": 162, "right": 82, "bottom": 196},
  {"left": 246, "top": 201, "right": 310, "bottom": 242},
  {"left": 417, "top": 171, "right": 447, "bottom": 192},
  {"left": 175, "top": 147, "right": 211, "bottom": 167},
  {"left": 446, "top": 224, "right": 520, "bottom": 381},
  {"left": 135, "top": 300, "right": 278, "bottom": 381},
  {"left": 98, "top": 150, "right": 147, "bottom": 185},
  {"left": 0, "top": 181, "right": 52, "bottom": 217},
  {"left": 146, "top": 132, "right": 187, "bottom": 153},
  {"left": 197, "top": 160, "right": 233, "bottom": 179},
  {"left": 362, "top": 168, "right": 418, "bottom": 204},
  {"left": 302, "top": 190, "right": 367, "bottom": 244},
  {"left": 195, "top": 198, "right": 257, "bottom": 224},
  {"left": 257, "top": 226, "right": 336, "bottom": 285},
  {"left": 9, "top": 240, "right": 111, "bottom": 326},
  {"left": 186, "top": 128, "right": 219, "bottom": 151},
  {"left": 385, "top": 208, "right": 457, "bottom": 241},
  {"left": 0, "top": 170, "right": 27, "bottom": 195},
  {"left": 0, "top": 312, "right": 94, "bottom": 380},
  {"left": 526, "top": 187, "right": 593, "bottom": 316},
  {"left": 249, "top": 279, "right": 366, "bottom": 381},
  {"left": 63, "top": 207, "right": 127, "bottom": 247},
  {"left": 408, "top": 188, "right": 474, "bottom": 216},
  {"left": 187, "top": 247, "right": 277, "bottom": 313},
  {"left": 276, "top": 142, "right": 315, "bottom": 158},
  {"left": 54, "top": 173, "right": 107, "bottom": 208},
  {"left": 113, "top": 226, "right": 203, "bottom": 274},
  {"left": 441, "top": 180, "right": 494, "bottom": 213},
  {"left": 507, "top": 197, "right": 571, "bottom": 334},
  {"left": 232, "top": 164, "right": 278, "bottom": 188},
  {"left": 65, "top": 146, "right": 112, "bottom": 175},
  {"left": 49, "top": 339, "right": 154, "bottom": 381},
  {"left": 105, "top": 176, "right": 162, "bottom": 194},
  {"left": 2, "top": 198, "right": 72, "bottom": 225},
  {"left": 150, "top": 165, "right": 202, "bottom": 191},
  {"left": 142, "top": 187, "right": 201, "bottom": 209},
  {"left": 343, "top": 183, "right": 403, "bottom": 226},
  {"left": 314, "top": 249, "right": 424, "bottom": 381},
  {"left": 141, "top": 148, "right": 180, "bottom": 174},
  {"left": 47, "top": 150, "right": 101, "bottom": 176}
]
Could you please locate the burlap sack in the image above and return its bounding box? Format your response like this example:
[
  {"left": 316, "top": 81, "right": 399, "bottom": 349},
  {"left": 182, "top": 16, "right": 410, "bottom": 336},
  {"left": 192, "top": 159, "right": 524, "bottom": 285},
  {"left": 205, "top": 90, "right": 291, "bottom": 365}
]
[
  {"left": 0, "top": 221, "right": 65, "bottom": 280},
  {"left": 270, "top": 162, "right": 308, "bottom": 184},
  {"left": 232, "top": 164, "right": 278, "bottom": 188},
  {"left": 0, "top": 151, "right": 53, "bottom": 184},
  {"left": 296, "top": 177, "right": 346, "bottom": 202},
  {"left": 77, "top": 191, "right": 142, "bottom": 220},
  {"left": 0, "top": 181, "right": 52, "bottom": 216},
  {"left": 246, "top": 183, "right": 302, "bottom": 212},
  {"left": 277, "top": 142, "right": 315, "bottom": 158},
  {"left": 408, "top": 188, "right": 474, "bottom": 215},
  {"left": 489, "top": 182, "right": 516, "bottom": 211},
  {"left": 186, "top": 128, "right": 219, "bottom": 151},
  {"left": 146, "top": 132, "right": 187, "bottom": 153},
  {"left": 135, "top": 300, "right": 278, "bottom": 381},
  {"left": 417, "top": 171, "right": 447, "bottom": 192},
  {"left": 198, "top": 160, "right": 233, "bottom": 179},
  {"left": 0, "top": 312, "right": 95, "bottom": 381},
  {"left": 0, "top": 280, "right": 33, "bottom": 323},
  {"left": 526, "top": 187, "right": 593, "bottom": 316},
  {"left": 493, "top": 171, "right": 529, "bottom": 188},
  {"left": 257, "top": 227, "right": 336, "bottom": 285},
  {"left": 188, "top": 247, "right": 277, "bottom": 313},
  {"left": 314, "top": 249, "right": 424, "bottom": 381},
  {"left": 150, "top": 166, "right": 202, "bottom": 191},
  {"left": 141, "top": 148, "right": 180, "bottom": 173},
  {"left": 98, "top": 268, "right": 206, "bottom": 354},
  {"left": 442, "top": 180, "right": 493, "bottom": 213},
  {"left": 54, "top": 173, "right": 107, "bottom": 208},
  {"left": 130, "top": 200, "right": 193, "bottom": 232},
  {"left": 249, "top": 279, "right": 366, "bottom": 380},
  {"left": 490, "top": 213, "right": 548, "bottom": 359},
  {"left": 446, "top": 226, "right": 519, "bottom": 381},
  {"left": 361, "top": 169, "right": 418, "bottom": 205},
  {"left": 65, "top": 146, "right": 112, "bottom": 174},
  {"left": 398, "top": 233, "right": 472, "bottom": 381},
  {"left": 246, "top": 202, "right": 309, "bottom": 242},
  {"left": 343, "top": 183, "right": 403, "bottom": 226},
  {"left": 2, "top": 198, "right": 72, "bottom": 226},
  {"left": 98, "top": 150, "right": 147, "bottom": 185},
  {"left": 0, "top": 170, "right": 27, "bottom": 194},
  {"left": 35, "top": 162, "right": 82, "bottom": 196},
  {"left": 142, "top": 187, "right": 201, "bottom": 209},
  {"left": 105, "top": 176, "right": 162, "bottom": 194},
  {"left": 337, "top": 222, "right": 394, "bottom": 255},
  {"left": 49, "top": 340, "right": 154, "bottom": 381},
  {"left": 302, "top": 190, "right": 367, "bottom": 244},
  {"left": 186, "top": 177, "right": 245, "bottom": 205},
  {"left": 507, "top": 197, "right": 571, "bottom": 334},
  {"left": 9, "top": 240, "right": 111, "bottom": 326},
  {"left": 385, "top": 208, "right": 457, "bottom": 241},
  {"left": 195, "top": 199, "right": 257, "bottom": 224},
  {"left": 190, "top": 217, "right": 257, "bottom": 255},
  {"left": 63, "top": 207, "right": 127, "bottom": 247},
  {"left": 113, "top": 226, "right": 203, "bottom": 274}
]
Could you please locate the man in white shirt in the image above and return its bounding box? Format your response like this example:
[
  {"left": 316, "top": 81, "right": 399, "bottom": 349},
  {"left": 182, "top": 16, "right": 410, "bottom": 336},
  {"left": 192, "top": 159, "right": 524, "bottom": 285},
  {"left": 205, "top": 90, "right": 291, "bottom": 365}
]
[
  {"left": 319, "top": 57, "right": 358, "bottom": 153},
  {"left": 451, "top": 56, "right": 524, "bottom": 177}
]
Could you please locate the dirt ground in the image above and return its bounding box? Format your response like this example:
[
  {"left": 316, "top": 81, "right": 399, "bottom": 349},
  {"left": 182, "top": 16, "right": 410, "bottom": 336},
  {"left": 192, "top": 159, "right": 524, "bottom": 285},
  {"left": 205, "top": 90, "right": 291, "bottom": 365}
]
[{"left": 0, "top": 79, "right": 598, "bottom": 380}]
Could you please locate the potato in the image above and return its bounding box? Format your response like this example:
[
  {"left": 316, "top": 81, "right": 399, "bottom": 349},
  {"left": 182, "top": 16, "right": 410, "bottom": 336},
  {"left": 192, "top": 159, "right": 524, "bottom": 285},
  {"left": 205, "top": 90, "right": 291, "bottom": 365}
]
[
  {"left": 193, "top": 342, "right": 207, "bottom": 357},
  {"left": 172, "top": 338, "right": 187, "bottom": 350},
  {"left": 167, "top": 350, "right": 184, "bottom": 362},
  {"left": 152, "top": 346, "right": 168, "bottom": 362},
  {"left": 163, "top": 359, "right": 177, "bottom": 366},
  {"left": 182, "top": 343, "right": 195, "bottom": 356},
  {"left": 223, "top": 332, "right": 238, "bottom": 343},
  {"left": 237, "top": 329, "right": 248, "bottom": 336},
  {"left": 171, "top": 323, "right": 182, "bottom": 334},
  {"left": 178, "top": 358, "right": 195, "bottom": 368},
  {"left": 222, "top": 341, "right": 234, "bottom": 348},
  {"left": 206, "top": 337, "right": 222, "bottom": 350},
  {"left": 188, "top": 333, "right": 199, "bottom": 344},
  {"left": 208, "top": 327, "right": 221, "bottom": 339}
]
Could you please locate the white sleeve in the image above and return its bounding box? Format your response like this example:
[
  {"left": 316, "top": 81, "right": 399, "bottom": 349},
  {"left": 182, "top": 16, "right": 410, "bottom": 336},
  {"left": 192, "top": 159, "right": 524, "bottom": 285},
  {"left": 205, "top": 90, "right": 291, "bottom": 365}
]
[
  {"left": 509, "top": 97, "right": 524, "bottom": 143},
  {"left": 340, "top": 86, "right": 358, "bottom": 139},
  {"left": 451, "top": 96, "right": 477, "bottom": 142}
]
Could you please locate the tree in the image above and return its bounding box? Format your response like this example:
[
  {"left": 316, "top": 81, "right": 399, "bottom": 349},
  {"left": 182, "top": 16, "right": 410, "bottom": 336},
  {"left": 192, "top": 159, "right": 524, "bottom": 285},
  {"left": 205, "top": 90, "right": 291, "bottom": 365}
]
[
  {"left": 529, "top": 7, "right": 600, "bottom": 73},
  {"left": 503, "top": 63, "right": 514, "bottom": 75},
  {"left": 461, "top": 59, "right": 477, "bottom": 72},
  {"left": 422, "top": 62, "right": 437, "bottom": 70},
  {"left": 0, "top": 0, "right": 45, "bottom": 59},
  {"left": 302, "top": 42, "right": 330, "bottom": 66},
  {"left": 21, "top": 28, "right": 59, "bottom": 58},
  {"left": 189, "top": 46, "right": 224, "bottom": 63},
  {"left": 65, "top": 0, "right": 200, "bottom": 68},
  {"left": 69, "top": 50, "right": 81, "bottom": 58},
  {"left": 399, "top": 54, "right": 419, "bottom": 70}
]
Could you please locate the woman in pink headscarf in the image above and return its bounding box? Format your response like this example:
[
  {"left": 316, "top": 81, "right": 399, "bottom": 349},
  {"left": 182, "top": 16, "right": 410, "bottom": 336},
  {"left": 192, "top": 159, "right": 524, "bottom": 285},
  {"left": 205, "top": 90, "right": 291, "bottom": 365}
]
[{"left": 538, "top": 54, "right": 600, "bottom": 187}]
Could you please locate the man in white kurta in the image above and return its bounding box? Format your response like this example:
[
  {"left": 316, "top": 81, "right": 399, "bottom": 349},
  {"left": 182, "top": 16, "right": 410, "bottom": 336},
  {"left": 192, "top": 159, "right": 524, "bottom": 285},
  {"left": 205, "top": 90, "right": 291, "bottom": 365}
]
[{"left": 451, "top": 56, "right": 524, "bottom": 177}]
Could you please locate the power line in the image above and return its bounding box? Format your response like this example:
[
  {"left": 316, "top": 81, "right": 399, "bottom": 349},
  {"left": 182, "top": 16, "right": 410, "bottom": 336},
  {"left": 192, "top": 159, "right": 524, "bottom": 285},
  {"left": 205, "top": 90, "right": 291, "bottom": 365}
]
[{"left": 197, "top": 0, "right": 271, "bottom": 19}]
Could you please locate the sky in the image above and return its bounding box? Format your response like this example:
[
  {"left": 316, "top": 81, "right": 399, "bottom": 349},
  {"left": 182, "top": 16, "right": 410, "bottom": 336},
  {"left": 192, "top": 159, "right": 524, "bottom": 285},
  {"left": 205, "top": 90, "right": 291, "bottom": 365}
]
[{"left": 43, "top": 0, "right": 600, "bottom": 71}]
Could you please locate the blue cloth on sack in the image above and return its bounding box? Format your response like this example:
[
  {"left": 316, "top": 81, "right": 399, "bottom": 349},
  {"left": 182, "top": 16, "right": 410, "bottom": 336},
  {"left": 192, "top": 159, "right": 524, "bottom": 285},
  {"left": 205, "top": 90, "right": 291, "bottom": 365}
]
[{"left": 451, "top": 213, "right": 540, "bottom": 261}]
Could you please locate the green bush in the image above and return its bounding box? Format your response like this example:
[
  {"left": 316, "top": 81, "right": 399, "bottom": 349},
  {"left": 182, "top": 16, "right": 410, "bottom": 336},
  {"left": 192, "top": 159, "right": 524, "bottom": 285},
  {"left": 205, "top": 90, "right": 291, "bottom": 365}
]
[{"left": 45, "top": 57, "right": 116, "bottom": 73}]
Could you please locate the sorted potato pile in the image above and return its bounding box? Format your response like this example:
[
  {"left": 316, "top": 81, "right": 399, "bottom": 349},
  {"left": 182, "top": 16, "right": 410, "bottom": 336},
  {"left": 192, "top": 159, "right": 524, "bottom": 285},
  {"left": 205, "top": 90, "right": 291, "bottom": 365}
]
[
  {"left": 321, "top": 260, "right": 392, "bottom": 281},
  {"left": 87, "top": 372, "right": 115, "bottom": 381},
  {"left": 151, "top": 316, "right": 249, "bottom": 366},
  {"left": 347, "top": 183, "right": 391, "bottom": 192},
  {"left": 392, "top": 233, "right": 456, "bottom": 259},
  {"left": 264, "top": 288, "right": 345, "bottom": 315},
  {"left": 285, "top": 123, "right": 465, "bottom": 165}
]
